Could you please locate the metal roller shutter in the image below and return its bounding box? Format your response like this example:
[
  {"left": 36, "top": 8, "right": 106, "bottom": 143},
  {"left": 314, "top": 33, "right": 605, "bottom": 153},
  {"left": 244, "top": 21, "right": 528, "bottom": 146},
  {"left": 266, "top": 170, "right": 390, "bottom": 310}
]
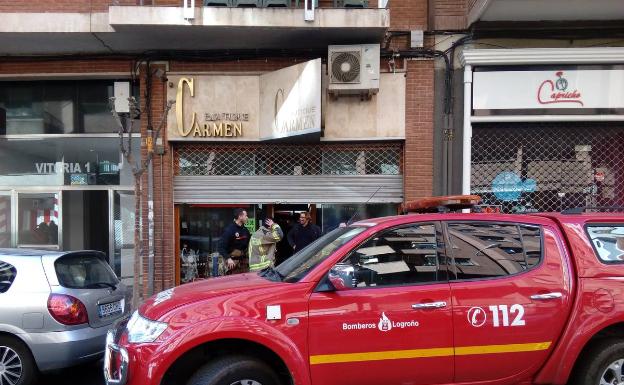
[{"left": 174, "top": 175, "right": 403, "bottom": 204}]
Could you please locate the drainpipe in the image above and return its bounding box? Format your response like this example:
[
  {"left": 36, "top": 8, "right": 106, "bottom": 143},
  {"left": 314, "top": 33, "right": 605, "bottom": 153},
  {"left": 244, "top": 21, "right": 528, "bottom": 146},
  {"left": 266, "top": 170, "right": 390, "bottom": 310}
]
[
  {"left": 147, "top": 130, "right": 155, "bottom": 297},
  {"left": 146, "top": 62, "right": 155, "bottom": 297},
  {"left": 462, "top": 64, "right": 472, "bottom": 195}
]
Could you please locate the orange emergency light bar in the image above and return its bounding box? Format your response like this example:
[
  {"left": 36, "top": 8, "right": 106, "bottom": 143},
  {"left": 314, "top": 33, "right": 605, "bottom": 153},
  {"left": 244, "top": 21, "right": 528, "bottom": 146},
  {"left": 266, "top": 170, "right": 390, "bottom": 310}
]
[{"left": 402, "top": 195, "right": 482, "bottom": 213}]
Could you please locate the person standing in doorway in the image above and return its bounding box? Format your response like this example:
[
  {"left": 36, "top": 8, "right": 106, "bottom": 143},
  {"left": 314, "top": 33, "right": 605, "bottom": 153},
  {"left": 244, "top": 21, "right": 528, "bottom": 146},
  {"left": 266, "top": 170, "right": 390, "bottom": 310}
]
[
  {"left": 218, "top": 208, "right": 251, "bottom": 274},
  {"left": 248, "top": 218, "right": 283, "bottom": 272},
  {"left": 287, "top": 211, "right": 321, "bottom": 253}
]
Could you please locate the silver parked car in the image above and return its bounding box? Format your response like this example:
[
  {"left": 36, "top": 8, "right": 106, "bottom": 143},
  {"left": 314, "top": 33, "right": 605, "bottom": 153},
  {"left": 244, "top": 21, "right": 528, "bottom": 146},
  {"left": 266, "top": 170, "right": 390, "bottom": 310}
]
[{"left": 0, "top": 249, "right": 131, "bottom": 385}]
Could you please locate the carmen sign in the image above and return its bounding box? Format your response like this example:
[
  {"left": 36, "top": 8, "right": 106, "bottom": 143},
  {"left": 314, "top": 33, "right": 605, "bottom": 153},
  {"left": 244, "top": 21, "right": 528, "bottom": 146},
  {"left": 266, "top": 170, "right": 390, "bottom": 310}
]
[
  {"left": 259, "top": 59, "right": 321, "bottom": 141},
  {"left": 168, "top": 59, "right": 321, "bottom": 142},
  {"left": 175, "top": 78, "right": 248, "bottom": 138},
  {"left": 473, "top": 69, "right": 624, "bottom": 111}
]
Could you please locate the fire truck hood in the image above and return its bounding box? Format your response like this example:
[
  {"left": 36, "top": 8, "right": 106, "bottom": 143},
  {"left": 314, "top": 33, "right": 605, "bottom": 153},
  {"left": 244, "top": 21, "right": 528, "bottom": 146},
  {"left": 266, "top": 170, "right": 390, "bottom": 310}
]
[{"left": 140, "top": 273, "right": 281, "bottom": 320}]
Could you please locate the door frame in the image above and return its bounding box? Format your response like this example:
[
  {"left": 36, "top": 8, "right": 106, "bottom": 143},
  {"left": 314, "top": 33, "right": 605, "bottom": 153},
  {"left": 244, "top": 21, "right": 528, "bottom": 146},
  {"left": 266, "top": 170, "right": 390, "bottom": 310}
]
[{"left": 0, "top": 191, "right": 12, "bottom": 247}]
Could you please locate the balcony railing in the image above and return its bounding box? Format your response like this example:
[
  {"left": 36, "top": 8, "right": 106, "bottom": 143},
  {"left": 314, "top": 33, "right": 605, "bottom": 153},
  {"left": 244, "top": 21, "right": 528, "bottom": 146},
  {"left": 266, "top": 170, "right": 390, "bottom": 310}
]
[{"left": 202, "top": 0, "right": 370, "bottom": 7}]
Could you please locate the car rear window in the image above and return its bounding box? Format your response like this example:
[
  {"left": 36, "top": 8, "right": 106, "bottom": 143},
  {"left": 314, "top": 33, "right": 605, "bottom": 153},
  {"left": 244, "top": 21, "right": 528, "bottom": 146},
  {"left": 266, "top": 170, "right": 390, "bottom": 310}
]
[
  {"left": 0, "top": 260, "right": 17, "bottom": 293},
  {"left": 586, "top": 225, "right": 624, "bottom": 263},
  {"left": 54, "top": 253, "right": 119, "bottom": 289}
]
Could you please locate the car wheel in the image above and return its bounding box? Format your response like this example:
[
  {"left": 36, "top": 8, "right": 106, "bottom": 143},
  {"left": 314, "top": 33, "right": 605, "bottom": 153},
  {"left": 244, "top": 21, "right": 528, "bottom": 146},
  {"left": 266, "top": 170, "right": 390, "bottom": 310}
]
[
  {"left": 0, "top": 336, "right": 38, "bottom": 385},
  {"left": 571, "top": 338, "right": 624, "bottom": 385},
  {"left": 187, "top": 355, "right": 282, "bottom": 385}
]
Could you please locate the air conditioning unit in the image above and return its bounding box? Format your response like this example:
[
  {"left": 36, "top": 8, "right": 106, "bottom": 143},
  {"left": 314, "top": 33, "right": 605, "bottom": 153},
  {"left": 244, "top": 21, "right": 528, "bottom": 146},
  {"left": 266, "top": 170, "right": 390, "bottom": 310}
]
[{"left": 328, "top": 44, "right": 380, "bottom": 97}]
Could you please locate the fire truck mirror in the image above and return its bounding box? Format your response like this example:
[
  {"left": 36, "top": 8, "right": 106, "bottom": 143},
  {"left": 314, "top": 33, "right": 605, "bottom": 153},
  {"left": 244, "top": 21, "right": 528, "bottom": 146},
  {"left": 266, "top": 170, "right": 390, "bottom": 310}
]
[{"left": 328, "top": 264, "right": 356, "bottom": 291}]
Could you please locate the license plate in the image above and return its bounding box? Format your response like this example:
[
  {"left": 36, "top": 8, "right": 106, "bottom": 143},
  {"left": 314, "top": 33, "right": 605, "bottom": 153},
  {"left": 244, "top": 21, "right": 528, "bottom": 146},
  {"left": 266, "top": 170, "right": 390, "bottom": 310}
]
[{"left": 98, "top": 300, "right": 123, "bottom": 318}]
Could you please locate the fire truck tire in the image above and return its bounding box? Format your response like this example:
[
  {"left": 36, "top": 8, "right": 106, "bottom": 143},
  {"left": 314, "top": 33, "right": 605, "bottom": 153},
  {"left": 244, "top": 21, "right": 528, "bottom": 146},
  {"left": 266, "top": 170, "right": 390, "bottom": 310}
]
[
  {"left": 187, "top": 355, "right": 282, "bottom": 385},
  {"left": 570, "top": 338, "right": 624, "bottom": 385}
]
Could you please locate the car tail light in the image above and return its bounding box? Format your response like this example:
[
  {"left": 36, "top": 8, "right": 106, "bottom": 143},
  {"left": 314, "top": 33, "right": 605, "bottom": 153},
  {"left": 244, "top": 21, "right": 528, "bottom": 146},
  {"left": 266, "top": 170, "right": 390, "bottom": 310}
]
[{"left": 47, "top": 294, "right": 89, "bottom": 325}]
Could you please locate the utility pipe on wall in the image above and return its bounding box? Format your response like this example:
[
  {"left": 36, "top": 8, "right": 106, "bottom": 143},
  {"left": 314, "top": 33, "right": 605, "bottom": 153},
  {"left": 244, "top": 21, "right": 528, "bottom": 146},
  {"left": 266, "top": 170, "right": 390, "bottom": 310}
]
[{"left": 462, "top": 64, "right": 472, "bottom": 195}]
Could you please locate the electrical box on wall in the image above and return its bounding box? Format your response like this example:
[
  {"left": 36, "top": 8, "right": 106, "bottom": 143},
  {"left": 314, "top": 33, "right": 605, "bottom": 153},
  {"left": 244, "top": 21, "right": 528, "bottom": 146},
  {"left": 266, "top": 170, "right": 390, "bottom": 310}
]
[
  {"left": 114, "top": 82, "right": 131, "bottom": 113},
  {"left": 410, "top": 30, "right": 424, "bottom": 48},
  {"left": 328, "top": 44, "right": 380, "bottom": 98}
]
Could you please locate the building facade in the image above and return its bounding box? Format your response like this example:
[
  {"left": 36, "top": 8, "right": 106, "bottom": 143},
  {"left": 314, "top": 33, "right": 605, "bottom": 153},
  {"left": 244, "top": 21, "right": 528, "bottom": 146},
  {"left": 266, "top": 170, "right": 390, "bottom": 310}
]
[
  {"left": 426, "top": 0, "right": 624, "bottom": 215},
  {"left": 0, "top": 0, "right": 438, "bottom": 297}
]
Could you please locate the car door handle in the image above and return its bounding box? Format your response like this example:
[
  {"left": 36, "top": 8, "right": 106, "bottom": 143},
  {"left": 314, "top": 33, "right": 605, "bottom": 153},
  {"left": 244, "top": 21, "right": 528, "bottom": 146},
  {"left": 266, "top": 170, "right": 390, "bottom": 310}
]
[
  {"left": 412, "top": 301, "right": 447, "bottom": 309},
  {"left": 530, "top": 292, "right": 563, "bottom": 300}
]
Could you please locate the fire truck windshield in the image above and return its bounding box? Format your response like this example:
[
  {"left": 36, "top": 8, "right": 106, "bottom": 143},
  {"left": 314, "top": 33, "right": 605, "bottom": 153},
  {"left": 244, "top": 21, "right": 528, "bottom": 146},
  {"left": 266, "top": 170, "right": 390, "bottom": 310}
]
[{"left": 275, "top": 226, "right": 367, "bottom": 283}]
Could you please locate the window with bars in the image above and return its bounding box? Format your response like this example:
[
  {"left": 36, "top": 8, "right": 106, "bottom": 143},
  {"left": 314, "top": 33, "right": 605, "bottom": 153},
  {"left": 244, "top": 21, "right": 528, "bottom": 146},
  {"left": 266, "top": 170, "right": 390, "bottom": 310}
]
[
  {"left": 471, "top": 123, "right": 624, "bottom": 213},
  {"left": 175, "top": 143, "right": 403, "bottom": 177}
]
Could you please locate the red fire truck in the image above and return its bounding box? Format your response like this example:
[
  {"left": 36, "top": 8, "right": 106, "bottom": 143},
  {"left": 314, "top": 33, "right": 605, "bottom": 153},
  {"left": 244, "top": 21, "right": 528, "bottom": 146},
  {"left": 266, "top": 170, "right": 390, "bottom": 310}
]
[{"left": 104, "top": 196, "right": 624, "bottom": 385}]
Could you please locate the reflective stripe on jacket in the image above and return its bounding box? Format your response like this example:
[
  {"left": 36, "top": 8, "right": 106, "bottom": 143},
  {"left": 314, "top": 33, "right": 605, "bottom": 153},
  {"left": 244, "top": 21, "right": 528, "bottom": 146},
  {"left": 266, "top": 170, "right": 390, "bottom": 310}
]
[{"left": 248, "top": 224, "right": 284, "bottom": 272}]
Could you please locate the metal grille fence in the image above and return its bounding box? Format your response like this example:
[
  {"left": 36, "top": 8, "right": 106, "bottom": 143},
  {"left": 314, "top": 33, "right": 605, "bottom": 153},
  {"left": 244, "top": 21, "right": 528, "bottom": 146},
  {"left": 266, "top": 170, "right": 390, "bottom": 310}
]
[
  {"left": 471, "top": 122, "right": 624, "bottom": 213},
  {"left": 175, "top": 143, "right": 403, "bottom": 176}
]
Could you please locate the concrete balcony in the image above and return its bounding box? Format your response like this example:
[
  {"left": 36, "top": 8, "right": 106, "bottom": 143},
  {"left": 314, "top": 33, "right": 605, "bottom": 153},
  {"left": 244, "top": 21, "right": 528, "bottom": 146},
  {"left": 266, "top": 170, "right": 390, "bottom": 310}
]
[{"left": 0, "top": 5, "right": 388, "bottom": 55}]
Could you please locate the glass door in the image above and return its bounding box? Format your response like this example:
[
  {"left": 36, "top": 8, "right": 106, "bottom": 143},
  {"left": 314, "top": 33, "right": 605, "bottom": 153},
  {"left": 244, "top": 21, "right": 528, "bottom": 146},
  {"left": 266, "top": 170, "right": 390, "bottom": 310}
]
[
  {"left": 0, "top": 192, "right": 11, "bottom": 247},
  {"left": 112, "top": 190, "right": 135, "bottom": 287},
  {"left": 17, "top": 191, "right": 61, "bottom": 249}
]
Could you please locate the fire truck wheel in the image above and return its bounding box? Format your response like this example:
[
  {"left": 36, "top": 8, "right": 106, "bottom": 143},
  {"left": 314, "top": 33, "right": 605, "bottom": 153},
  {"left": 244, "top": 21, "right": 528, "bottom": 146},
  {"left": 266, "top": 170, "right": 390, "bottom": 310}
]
[
  {"left": 571, "top": 338, "right": 624, "bottom": 385},
  {"left": 187, "top": 355, "right": 282, "bottom": 385}
]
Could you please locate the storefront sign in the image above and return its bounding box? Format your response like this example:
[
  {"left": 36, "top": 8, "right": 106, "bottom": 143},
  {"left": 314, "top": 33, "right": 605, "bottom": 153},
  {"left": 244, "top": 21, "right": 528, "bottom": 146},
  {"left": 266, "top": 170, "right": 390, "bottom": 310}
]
[
  {"left": 473, "top": 69, "right": 624, "bottom": 110},
  {"left": 173, "top": 77, "right": 255, "bottom": 139},
  {"left": 35, "top": 162, "right": 92, "bottom": 174},
  {"left": 168, "top": 59, "right": 322, "bottom": 142},
  {"left": 259, "top": 59, "right": 322, "bottom": 141}
]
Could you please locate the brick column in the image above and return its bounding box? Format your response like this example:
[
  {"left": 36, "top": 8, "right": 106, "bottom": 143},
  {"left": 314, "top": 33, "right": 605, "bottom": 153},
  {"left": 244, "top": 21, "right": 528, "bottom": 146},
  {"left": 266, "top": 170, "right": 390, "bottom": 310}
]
[
  {"left": 404, "top": 59, "right": 435, "bottom": 201},
  {"left": 139, "top": 63, "right": 176, "bottom": 298}
]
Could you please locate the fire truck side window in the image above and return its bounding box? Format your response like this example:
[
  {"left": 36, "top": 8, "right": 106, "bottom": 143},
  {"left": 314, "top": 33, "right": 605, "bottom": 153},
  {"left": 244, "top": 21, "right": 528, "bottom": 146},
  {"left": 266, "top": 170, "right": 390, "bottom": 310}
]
[
  {"left": 340, "top": 223, "right": 447, "bottom": 287},
  {"left": 446, "top": 222, "right": 542, "bottom": 280}
]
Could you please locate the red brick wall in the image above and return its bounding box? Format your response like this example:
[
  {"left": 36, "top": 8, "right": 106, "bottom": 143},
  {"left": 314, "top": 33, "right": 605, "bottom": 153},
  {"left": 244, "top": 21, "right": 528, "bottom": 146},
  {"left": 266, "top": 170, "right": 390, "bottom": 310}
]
[
  {"left": 0, "top": 59, "right": 130, "bottom": 73},
  {"left": 169, "top": 58, "right": 303, "bottom": 72},
  {"left": 0, "top": 0, "right": 135, "bottom": 13},
  {"left": 389, "top": 0, "right": 428, "bottom": 30},
  {"left": 432, "top": 0, "right": 466, "bottom": 30},
  {"left": 404, "top": 59, "right": 434, "bottom": 201}
]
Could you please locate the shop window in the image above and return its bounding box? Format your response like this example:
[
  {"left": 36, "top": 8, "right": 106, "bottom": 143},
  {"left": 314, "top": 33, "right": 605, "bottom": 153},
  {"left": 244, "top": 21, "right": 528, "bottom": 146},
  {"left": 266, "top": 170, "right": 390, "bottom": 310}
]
[
  {"left": 175, "top": 144, "right": 402, "bottom": 176},
  {"left": 0, "top": 80, "right": 139, "bottom": 135},
  {"left": 17, "top": 193, "right": 59, "bottom": 247},
  {"left": 179, "top": 205, "right": 261, "bottom": 283},
  {"left": 446, "top": 222, "right": 542, "bottom": 280},
  {"left": 322, "top": 150, "right": 360, "bottom": 175},
  {"left": 471, "top": 123, "right": 624, "bottom": 213},
  {"left": 0, "top": 137, "right": 137, "bottom": 186}
]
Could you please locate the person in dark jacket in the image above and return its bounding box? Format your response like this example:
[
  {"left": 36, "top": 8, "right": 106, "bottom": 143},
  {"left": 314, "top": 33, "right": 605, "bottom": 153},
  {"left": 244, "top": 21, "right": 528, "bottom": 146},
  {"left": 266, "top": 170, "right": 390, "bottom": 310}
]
[
  {"left": 218, "top": 208, "right": 251, "bottom": 274},
  {"left": 287, "top": 211, "right": 321, "bottom": 252}
]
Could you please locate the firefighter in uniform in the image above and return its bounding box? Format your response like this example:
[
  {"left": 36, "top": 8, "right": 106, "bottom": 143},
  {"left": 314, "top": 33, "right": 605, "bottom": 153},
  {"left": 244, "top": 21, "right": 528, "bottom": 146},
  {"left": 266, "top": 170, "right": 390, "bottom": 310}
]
[
  {"left": 218, "top": 208, "right": 251, "bottom": 274},
  {"left": 248, "top": 218, "right": 284, "bottom": 272}
]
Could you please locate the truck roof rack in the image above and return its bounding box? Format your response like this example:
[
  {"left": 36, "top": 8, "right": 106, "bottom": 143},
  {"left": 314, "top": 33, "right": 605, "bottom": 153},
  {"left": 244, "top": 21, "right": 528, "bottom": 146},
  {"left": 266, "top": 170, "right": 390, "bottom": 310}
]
[
  {"left": 403, "top": 195, "right": 482, "bottom": 214},
  {"left": 561, "top": 206, "right": 624, "bottom": 215}
]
